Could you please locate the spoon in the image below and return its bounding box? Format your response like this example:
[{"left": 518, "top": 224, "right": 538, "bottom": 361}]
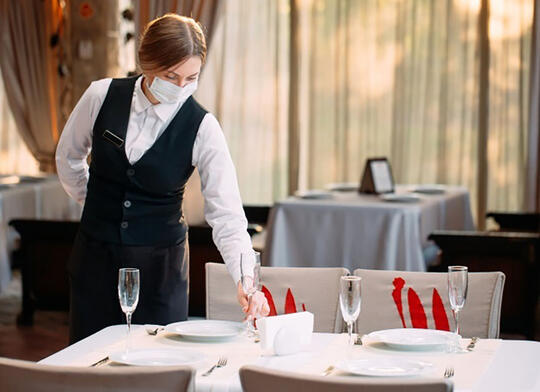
[{"left": 145, "top": 324, "right": 164, "bottom": 335}]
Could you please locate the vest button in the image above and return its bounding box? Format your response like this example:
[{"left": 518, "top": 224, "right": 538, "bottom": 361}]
[
  {"left": 123, "top": 200, "right": 132, "bottom": 208},
  {"left": 121, "top": 221, "right": 129, "bottom": 229},
  {"left": 127, "top": 168, "right": 135, "bottom": 176}
]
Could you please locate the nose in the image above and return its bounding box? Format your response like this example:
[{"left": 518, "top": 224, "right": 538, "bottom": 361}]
[{"left": 177, "top": 79, "right": 188, "bottom": 88}]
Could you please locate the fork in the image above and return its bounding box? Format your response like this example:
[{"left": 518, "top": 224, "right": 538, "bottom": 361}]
[
  {"left": 202, "top": 357, "right": 228, "bottom": 377},
  {"left": 444, "top": 366, "right": 454, "bottom": 378}
]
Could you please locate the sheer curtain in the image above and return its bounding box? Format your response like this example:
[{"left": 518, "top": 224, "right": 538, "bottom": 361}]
[
  {"left": 0, "top": 71, "right": 39, "bottom": 174},
  {"left": 202, "top": 0, "right": 534, "bottom": 221},
  {"left": 197, "top": 0, "right": 290, "bottom": 204},
  {"left": 293, "top": 0, "right": 533, "bottom": 221}
]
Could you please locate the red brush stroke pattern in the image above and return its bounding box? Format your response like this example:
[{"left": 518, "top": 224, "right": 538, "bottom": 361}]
[
  {"left": 284, "top": 288, "right": 297, "bottom": 314},
  {"left": 407, "top": 288, "right": 428, "bottom": 328},
  {"left": 302, "top": 303, "right": 306, "bottom": 311},
  {"left": 261, "top": 285, "right": 277, "bottom": 316},
  {"left": 392, "top": 277, "right": 406, "bottom": 328},
  {"left": 432, "top": 288, "right": 450, "bottom": 331}
]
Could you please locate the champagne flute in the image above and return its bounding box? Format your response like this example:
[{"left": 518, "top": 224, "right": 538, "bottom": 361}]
[
  {"left": 240, "top": 251, "right": 261, "bottom": 336},
  {"left": 448, "top": 265, "right": 468, "bottom": 351},
  {"left": 339, "top": 275, "right": 362, "bottom": 345},
  {"left": 118, "top": 268, "right": 140, "bottom": 336}
]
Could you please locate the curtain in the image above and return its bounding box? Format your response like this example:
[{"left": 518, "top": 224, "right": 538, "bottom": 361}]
[
  {"left": 0, "top": 71, "right": 39, "bottom": 174},
  {"left": 291, "top": 0, "right": 534, "bottom": 223},
  {"left": 196, "top": 0, "right": 290, "bottom": 204},
  {"left": 526, "top": 0, "right": 540, "bottom": 212},
  {"left": 135, "top": 0, "right": 221, "bottom": 49},
  {"left": 0, "top": 0, "right": 61, "bottom": 172}
]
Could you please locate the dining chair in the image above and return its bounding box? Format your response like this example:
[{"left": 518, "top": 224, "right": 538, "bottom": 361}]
[
  {"left": 9, "top": 219, "right": 80, "bottom": 325},
  {"left": 239, "top": 365, "right": 453, "bottom": 392},
  {"left": 0, "top": 357, "right": 195, "bottom": 392},
  {"left": 205, "top": 262, "right": 349, "bottom": 333},
  {"left": 353, "top": 268, "right": 505, "bottom": 338},
  {"left": 428, "top": 230, "right": 539, "bottom": 340}
]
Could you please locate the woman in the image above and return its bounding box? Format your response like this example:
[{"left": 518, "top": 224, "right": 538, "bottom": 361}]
[{"left": 56, "top": 14, "right": 269, "bottom": 343}]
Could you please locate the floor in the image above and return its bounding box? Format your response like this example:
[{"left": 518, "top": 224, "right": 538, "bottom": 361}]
[
  {"left": 0, "top": 271, "right": 69, "bottom": 361},
  {"left": 1, "top": 271, "right": 539, "bottom": 362}
]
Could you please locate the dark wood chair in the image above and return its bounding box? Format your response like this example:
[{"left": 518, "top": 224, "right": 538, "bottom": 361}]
[
  {"left": 9, "top": 220, "right": 79, "bottom": 326},
  {"left": 487, "top": 212, "right": 540, "bottom": 233},
  {"left": 243, "top": 205, "right": 271, "bottom": 236},
  {"left": 428, "top": 230, "right": 540, "bottom": 340},
  {"left": 187, "top": 225, "right": 223, "bottom": 317}
]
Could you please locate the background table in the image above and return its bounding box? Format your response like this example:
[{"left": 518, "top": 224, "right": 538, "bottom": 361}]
[
  {"left": 0, "top": 175, "right": 82, "bottom": 293},
  {"left": 40, "top": 325, "right": 540, "bottom": 392},
  {"left": 264, "top": 185, "right": 475, "bottom": 271}
]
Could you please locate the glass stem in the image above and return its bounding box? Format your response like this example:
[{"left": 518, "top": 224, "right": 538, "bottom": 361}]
[
  {"left": 347, "top": 321, "right": 353, "bottom": 345},
  {"left": 454, "top": 309, "right": 460, "bottom": 336},
  {"left": 126, "top": 312, "right": 132, "bottom": 334}
]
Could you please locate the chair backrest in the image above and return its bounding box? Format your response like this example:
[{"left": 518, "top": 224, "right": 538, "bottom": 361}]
[
  {"left": 429, "top": 230, "right": 539, "bottom": 339},
  {"left": 206, "top": 263, "right": 348, "bottom": 333},
  {"left": 353, "top": 269, "right": 505, "bottom": 338},
  {"left": 0, "top": 357, "right": 195, "bottom": 392},
  {"left": 240, "top": 365, "right": 453, "bottom": 392}
]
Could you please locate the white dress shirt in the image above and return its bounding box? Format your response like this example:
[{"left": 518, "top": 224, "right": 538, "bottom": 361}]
[{"left": 55, "top": 75, "right": 251, "bottom": 284}]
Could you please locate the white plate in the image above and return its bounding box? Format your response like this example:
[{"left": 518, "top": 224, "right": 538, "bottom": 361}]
[
  {"left": 164, "top": 320, "right": 244, "bottom": 342},
  {"left": 325, "top": 182, "right": 358, "bottom": 192},
  {"left": 109, "top": 348, "right": 206, "bottom": 366},
  {"left": 368, "top": 328, "right": 458, "bottom": 350},
  {"left": 336, "top": 358, "right": 433, "bottom": 377},
  {"left": 412, "top": 184, "right": 446, "bottom": 194},
  {"left": 294, "top": 190, "right": 333, "bottom": 199},
  {"left": 380, "top": 193, "right": 421, "bottom": 203}
]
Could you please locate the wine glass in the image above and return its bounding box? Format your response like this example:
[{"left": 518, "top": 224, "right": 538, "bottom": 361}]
[
  {"left": 448, "top": 265, "right": 468, "bottom": 351},
  {"left": 240, "top": 251, "right": 261, "bottom": 336},
  {"left": 118, "top": 268, "right": 140, "bottom": 336},
  {"left": 339, "top": 275, "right": 362, "bottom": 345}
]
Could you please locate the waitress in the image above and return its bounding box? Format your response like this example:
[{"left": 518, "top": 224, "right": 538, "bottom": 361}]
[{"left": 56, "top": 14, "right": 269, "bottom": 343}]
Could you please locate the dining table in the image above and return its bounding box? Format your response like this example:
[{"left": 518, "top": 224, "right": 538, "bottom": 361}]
[
  {"left": 0, "top": 175, "right": 82, "bottom": 293},
  {"left": 264, "top": 185, "right": 475, "bottom": 272},
  {"left": 39, "top": 324, "right": 540, "bottom": 392}
]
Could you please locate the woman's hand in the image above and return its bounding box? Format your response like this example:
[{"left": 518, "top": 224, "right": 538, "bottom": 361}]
[{"left": 237, "top": 281, "right": 270, "bottom": 320}]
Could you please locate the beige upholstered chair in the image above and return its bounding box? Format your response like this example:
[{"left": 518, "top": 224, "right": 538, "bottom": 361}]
[
  {"left": 240, "top": 365, "right": 453, "bottom": 392},
  {"left": 353, "top": 269, "right": 505, "bottom": 338},
  {"left": 206, "top": 262, "right": 349, "bottom": 333},
  {"left": 0, "top": 357, "right": 195, "bottom": 392}
]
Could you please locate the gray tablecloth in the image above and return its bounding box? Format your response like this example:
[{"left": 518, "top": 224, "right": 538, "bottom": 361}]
[
  {"left": 0, "top": 175, "right": 82, "bottom": 293},
  {"left": 264, "top": 185, "right": 475, "bottom": 272}
]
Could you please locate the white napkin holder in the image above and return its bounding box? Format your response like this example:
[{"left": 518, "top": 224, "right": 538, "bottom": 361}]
[{"left": 256, "top": 311, "right": 314, "bottom": 356}]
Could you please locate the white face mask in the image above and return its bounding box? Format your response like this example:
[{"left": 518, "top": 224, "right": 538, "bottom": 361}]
[{"left": 146, "top": 76, "right": 198, "bottom": 104}]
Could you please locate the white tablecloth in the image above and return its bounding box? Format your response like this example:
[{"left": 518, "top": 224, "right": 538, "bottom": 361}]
[
  {"left": 265, "top": 185, "right": 475, "bottom": 271},
  {"left": 39, "top": 325, "right": 540, "bottom": 392},
  {"left": 0, "top": 175, "right": 82, "bottom": 293}
]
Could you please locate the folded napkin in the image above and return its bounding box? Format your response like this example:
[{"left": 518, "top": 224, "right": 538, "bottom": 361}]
[{"left": 256, "top": 312, "right": 314, "bottom": 356}]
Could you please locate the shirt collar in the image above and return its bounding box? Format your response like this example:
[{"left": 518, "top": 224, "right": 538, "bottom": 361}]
[{"left": 133, "top": 76, "right": 180, "bottom": 122}]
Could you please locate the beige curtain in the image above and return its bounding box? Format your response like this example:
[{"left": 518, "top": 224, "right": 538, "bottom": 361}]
[
  {"left": 290, "top": 0, "right": 533, "bottom": 223},
  {"left": 0, "top": 0, "right": 60, "bottom": 172},
  {"left": 0, "top": 71, "right": 39, "bottom": 174},
  {"left": 526, "top": 0, "right": 540, "bottom": 212},
  {"left": 196, "top": 0, "right": 290, "bottom": 204},
  {"left": 135, "top": 0, "right": 221, "bottom": 49}
]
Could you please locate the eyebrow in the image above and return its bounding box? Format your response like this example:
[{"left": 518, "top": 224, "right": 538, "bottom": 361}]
[{"left": 167, "top": 70, "right": 199, "bottom": 78}]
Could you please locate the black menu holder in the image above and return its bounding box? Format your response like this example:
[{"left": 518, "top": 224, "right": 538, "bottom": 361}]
[{"left": 359, "top": 157, "right": 395, "bottom": 194}]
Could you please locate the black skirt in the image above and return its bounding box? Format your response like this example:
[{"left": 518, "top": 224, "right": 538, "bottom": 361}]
[{"left": 67, "top": 231, "right": 189, "bottom": 344}]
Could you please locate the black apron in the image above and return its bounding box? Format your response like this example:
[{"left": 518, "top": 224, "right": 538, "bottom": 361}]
[{"left": 68, "top": 231, "right": 189, "bottom": 344}]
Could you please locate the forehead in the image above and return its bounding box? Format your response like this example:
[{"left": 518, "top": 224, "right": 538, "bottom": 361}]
[{"left": 165, "top": 56, "right": 202, "bottom": 75}]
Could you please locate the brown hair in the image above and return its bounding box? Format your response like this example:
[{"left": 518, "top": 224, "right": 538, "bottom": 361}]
[{"left": 138, "top": 13, "right": 207, "bottom": 72}]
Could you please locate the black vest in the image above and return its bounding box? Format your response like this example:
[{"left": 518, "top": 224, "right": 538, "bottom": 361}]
[{"left": 80, "top": 76, "right": 207, "bottom": 245}]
